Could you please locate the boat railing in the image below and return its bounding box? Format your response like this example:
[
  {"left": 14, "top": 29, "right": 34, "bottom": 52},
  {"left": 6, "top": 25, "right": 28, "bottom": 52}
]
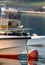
[
  {"left": 0, "top": 28, "right": 31, "bottom": 36},
  {"left": 7, "top": 28, "right": 30, "bottom": 36}
]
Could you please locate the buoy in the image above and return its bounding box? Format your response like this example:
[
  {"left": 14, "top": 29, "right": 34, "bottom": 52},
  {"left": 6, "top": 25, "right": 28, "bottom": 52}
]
[
  {"left": 28, "top": 50, "right": 39, "bottom": 59},
  {"left": 28, "top": 50, "right": 39, "bottom": 65}
]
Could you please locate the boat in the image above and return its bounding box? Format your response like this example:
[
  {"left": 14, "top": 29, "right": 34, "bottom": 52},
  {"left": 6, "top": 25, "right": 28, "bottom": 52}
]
[
  {"left": 0, "top": 7, "right": 31, "bottom": 65},
  {"left": 0, "top": 6, "right": 45, "bottom": 65}
]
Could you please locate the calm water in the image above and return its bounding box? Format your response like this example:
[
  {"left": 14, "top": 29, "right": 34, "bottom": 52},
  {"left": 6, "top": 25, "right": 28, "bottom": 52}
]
[
  {"left": 21, "top": 14, "right": 45, "bottom": 65},
  {"left": 28, "top": 37, "right": 45, "bottom": 65},
  {"left": 21, "top": 14, "right": 45, "bottom": 35},
  {"left": 20, "top": 38, "right": 45, "bottom": 65}
]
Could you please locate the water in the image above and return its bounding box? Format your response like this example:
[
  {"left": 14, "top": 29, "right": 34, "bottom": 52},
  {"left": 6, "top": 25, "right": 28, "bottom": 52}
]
[
  {"left": 27, "top": 38, "right": 45, "bottom": 65},
  {"left": 19, "top": 38, "right": 45, "bottom": 65},
  {"left": 21, "top": 14, "right": 45, "bottom": 35},
  {"left": 21, "top": 14, "right": 45, "bottom": 65}
]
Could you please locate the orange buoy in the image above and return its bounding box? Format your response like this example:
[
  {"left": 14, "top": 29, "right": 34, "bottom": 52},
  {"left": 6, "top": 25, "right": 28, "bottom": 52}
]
[
  {"left": 28, "top": 50, "right": 39, "bottom": 59},
  {"left": 28, "top": 50, "right": 39, "bottom": 65}
]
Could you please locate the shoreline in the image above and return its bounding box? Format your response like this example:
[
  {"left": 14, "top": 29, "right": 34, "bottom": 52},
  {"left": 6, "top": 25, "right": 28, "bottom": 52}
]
[{"left": 21, "top": 10, "right": 45, "bottom": 16}]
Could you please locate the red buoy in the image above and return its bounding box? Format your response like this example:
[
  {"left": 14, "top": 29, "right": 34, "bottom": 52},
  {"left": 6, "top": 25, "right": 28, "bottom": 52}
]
[
  {"left": 28, "top": 50, "right": 39, "bottom": 59},
  {"left": 28, "top": 50, "right": 39, "bottom": 65}
]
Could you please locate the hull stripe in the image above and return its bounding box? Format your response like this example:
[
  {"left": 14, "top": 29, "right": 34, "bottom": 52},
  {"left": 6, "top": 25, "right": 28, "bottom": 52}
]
[{"left": 0, "top": 54, "right": 19, "bottom": 60}]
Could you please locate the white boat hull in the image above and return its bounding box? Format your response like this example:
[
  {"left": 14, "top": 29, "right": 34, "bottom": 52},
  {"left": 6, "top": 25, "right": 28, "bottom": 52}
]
[
  {"left": 0, "top": 39, "right": 27, "bottom": 54},
  {"left": 0, "top": 35, "right": 30, "bottom": 65},
  {"left": 0, "top": 58, "right": 21, "bottom": 65},
  {"left": 0, "top": 35, "right": 31, "bottom": 54}
]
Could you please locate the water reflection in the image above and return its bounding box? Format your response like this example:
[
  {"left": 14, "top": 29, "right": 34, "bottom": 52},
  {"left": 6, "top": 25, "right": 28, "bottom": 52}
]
[{"left": 28, "top": 59, "right": 38, "bottom": 65}]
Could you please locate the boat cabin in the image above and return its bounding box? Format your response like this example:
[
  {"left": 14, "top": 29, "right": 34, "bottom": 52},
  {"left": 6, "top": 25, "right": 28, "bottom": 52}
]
[{"left": 0, "top": 7, "right": 22, "bottom": 31}]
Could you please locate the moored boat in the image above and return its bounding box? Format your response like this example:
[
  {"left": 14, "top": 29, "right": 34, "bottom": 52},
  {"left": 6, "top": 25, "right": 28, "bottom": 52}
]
[
  {"left": 0, "top": 32, "right": 31, "bottom": 65},
  {"left": 0, "top": 6, "right": 31, "bottom": 65}
]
